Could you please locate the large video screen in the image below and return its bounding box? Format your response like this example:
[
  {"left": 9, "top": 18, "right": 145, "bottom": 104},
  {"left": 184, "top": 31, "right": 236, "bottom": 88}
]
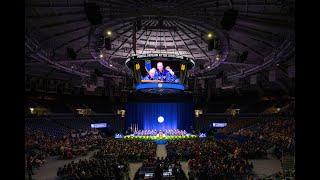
[
  {"left": 126, "top": 56, "right": 194, "bottom": 92},
  {"left": 139, "top": 60, "right": 181, "bottom": 83}
]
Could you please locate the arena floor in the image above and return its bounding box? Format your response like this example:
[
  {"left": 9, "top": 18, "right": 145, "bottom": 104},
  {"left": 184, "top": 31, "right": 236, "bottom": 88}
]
[{"left": 31, "top": 144, "right": 282, "bottom": 180}]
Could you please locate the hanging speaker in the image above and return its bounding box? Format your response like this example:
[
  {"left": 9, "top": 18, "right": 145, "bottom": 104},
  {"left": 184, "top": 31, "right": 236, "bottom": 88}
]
[
  {"left": 250, "top": 75, "right": 257, "bottom": 85},
  {"left": 216, "top": 78, "right": 222, "bottom": 88},
  {"left": 104, "top": 38, "right": 111, "bottom": 50},
  {"left": 208, "top": 39, "right": 215, "bottom": 51},
  {"left": 84, "top": 2, "right": 102, "bottom": 25},
  {"left": 239, "top": 51, "right": 248, "bottom": 62},
  {"left": 136, "top": 19, "right": 142, "bottom": 30},
  {"left": 221, "top": 9, "right": 238, "bottom": 30},
  {"left": 67, "top": 48, "right": 77, "bottom": 60}
]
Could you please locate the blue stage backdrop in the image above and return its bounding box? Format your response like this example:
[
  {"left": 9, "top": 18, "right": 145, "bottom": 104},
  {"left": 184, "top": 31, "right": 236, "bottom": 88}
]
[{"left": 126, "top": 102, "right": 194, "bottom": 131}]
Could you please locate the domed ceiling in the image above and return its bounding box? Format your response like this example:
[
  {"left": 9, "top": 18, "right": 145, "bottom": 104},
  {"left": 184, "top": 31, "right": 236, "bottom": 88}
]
[{"left": 25, "top": 0, "right": 295, "bottom": 86}]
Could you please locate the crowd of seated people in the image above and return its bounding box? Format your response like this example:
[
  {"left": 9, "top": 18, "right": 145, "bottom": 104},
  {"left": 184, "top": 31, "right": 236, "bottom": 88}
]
[
  {"left": 25, "top": 118, "right": 71, "bottom": 137},
  {"left": 133, "top": 129, "right": 187, "bottom": 136},
  {"left": 231, "top": 119, "right": 295, "bottom": 158},
  {"left": 57, "top": 156, "right": 129, "bottom": 180},
  {"left": 57, "top": 139, "right": 156, "bottom": 179},
  {"left": 134, "top": 156, "right": 187, "bottom": 180},
  {"left": 167, "top": 139, "right": 253, "bottom": 179},
  {"left": 26, "top": 117, "right": 294, "bottom": 179},
  {"left": 25, "top": 128, "right": 103, "bottom": 159},
  {"left": 94, "top": 139, "right": 156, "bottom": 161},
  {"left": 25, "top": 126, "right": 105, "bottom": 179}
]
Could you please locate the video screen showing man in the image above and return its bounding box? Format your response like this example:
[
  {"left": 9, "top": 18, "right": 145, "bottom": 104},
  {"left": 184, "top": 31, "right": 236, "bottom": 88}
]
[{"left": 141, "top": 61, "right": 179, "bottom": 83}]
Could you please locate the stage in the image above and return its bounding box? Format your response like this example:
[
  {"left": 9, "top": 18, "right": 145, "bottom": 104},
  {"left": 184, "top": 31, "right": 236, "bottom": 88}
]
[{"left": 123, "top": 129, "right": 198, "bottom": 141}]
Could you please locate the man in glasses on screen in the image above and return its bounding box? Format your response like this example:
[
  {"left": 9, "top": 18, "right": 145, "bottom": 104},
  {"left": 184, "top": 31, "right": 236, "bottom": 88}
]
[{"left": 155, "top": 62, "right": 169, "bottom": 82}]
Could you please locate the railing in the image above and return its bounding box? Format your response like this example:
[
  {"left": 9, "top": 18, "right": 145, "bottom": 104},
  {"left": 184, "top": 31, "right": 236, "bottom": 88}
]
[
  {"left": 26, "top": 35, "right": 90, "bottom": 77},
  {"left": 228, "top": 34, "right": 294, "bottom": 80}
]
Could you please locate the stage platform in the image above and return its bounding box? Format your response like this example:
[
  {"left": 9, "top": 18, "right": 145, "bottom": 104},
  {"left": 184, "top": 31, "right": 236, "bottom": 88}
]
[
  {"left": 123, "top": 134, "right": 198, "bottom": 141},
  {"left": 118, "top": 129, "right": 200, "bottom": 142}
]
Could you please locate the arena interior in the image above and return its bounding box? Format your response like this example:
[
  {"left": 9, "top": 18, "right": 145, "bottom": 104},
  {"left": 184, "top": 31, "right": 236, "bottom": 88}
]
[{"left": 25, "top": 0, "right": 295, "bottom": 179}]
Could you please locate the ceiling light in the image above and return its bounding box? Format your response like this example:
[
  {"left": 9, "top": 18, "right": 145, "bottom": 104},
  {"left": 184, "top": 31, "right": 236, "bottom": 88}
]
[
  {"left": 107, "top": 30, "right": 112, "bottom": 36},
  {"left": 99, "top": 54, "right": 103, "bottom": 58},
  {"left": 109, "top": 64, "right": 113, "bottom": 67},
  {"left": 207, "top": 66, "right": 210, "bottom": 69},
  {"left": 208, "top": 33, "right": 212, "bottom": 38}
]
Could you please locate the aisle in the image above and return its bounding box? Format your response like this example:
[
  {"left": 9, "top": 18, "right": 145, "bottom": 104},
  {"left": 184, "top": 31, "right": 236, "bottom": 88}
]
[
  {"left": 249, "top": 156, "right": 282, "bottom": 178},
  {"left": 129, "top": 144, "right": 167, "bottom": 180},
  {"left": 129, "top": 162, "right": 143, "bottom": 180},
  {"left": 180, "top": 161, "right": 190, "bottom": 179},
  {"left": 156, "top": 144, "right": 167, "bottom": 158}
]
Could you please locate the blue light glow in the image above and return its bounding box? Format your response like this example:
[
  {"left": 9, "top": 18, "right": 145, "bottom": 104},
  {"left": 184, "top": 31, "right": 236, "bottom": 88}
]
[{"left": 135, "top": 83, "right": 185, "bottom": 91}]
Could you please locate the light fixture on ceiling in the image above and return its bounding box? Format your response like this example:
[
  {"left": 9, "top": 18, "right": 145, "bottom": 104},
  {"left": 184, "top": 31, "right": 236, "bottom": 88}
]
[
  {"left": 109, "top": 64, "right": 113, "bottom": 67},
  {"left": 106, "top": 30, "right": 112, "bottom": 36},
  {"left": 207, "top": 66, "right": 211, "bottom": 69},
  {"left": 216, "top": 55, "right": 220, "bottom": 61},
  {"left": 99, "top": 53, "right": 104, "bottom": 58},
  {"left": 208, "top": 33, "right": 212, "bottom": 38}
]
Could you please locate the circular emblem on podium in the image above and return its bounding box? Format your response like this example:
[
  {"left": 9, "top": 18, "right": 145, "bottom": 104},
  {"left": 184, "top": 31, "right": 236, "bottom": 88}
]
[{"left": 158, "top": 83, "right": 163, "bottom": 88}]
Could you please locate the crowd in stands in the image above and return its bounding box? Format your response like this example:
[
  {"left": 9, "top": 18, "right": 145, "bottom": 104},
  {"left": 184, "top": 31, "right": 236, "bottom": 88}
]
[
  {"left": 25, "top": 117, "right": 294, "bottom": 179},
  {"left": 25, "top": 118, "right": 70, "bottom": 137},
  {"left": 57, "top": 139, "right": 156, "bottom": 179},
  {"left": 94, "top": 139, "right": 156, "bottom": 161},
  {"left": 170, "top": 118, "right": 294, "bottom": 179},
  {"left": 25, "top": 128, "right": 103, "bottom": 159},
  {"left": 167, "top": 139, "right": 253, "bottom": 179},
  {"left": 25, "top": 127, "right": 104, "bottom": 179},
  {"left": 57, "top": 156, "right": 129, "bottom": 179},
  {"left": 231, "top": 119, "right": 295, "bottom": 158}
]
